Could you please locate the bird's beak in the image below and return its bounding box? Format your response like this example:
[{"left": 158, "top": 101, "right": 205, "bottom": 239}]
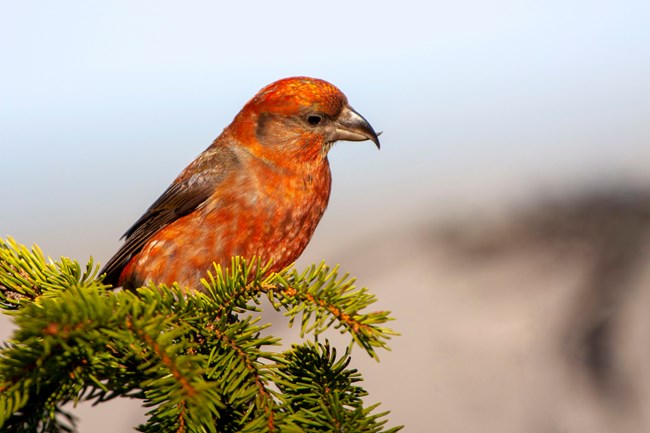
[{"left": 333, "top": 105, "right": 381, "bottom": 149}]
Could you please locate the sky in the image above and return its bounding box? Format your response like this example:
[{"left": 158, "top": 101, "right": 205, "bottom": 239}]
[
  {"left": 2, "top": 1, "right": 650, "bottom": 262},
  {"left": 2, "top": 1, "right": 650, "bottom": 430}
]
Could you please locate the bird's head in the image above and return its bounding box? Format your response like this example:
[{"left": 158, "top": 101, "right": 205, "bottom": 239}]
[{"left": 229, "top": 77, "right": 380, "bottom": 164}]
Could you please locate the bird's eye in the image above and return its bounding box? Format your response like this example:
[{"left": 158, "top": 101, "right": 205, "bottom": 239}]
[{"left": 307, "top": 114, "right": 322, "bottom": 126}]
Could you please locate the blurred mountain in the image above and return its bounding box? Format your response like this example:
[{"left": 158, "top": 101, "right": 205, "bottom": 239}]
[{"left": 316, "top": 184, "right": 650, "bottom": 433}]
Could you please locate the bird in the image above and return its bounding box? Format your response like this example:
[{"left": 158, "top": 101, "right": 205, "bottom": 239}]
[{"left": 101, "top": 76, "right": 380, "bottom": 291}]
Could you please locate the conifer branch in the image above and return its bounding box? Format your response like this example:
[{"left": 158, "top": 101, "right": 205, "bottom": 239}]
[
  {"left": 259, "top": 263, "right": 399, "bottom": 360},
  {"left": 0, "top": 239, "right": 402, "bottom": 432}
]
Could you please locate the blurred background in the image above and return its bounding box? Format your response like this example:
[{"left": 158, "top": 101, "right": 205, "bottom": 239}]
[{"left": 2, "top": 1, "right": 650, "bottom": 432}]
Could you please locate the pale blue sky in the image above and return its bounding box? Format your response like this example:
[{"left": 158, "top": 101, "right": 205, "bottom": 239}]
[{"left": 2, "top": 0, "right": 650, "bottom": 261}]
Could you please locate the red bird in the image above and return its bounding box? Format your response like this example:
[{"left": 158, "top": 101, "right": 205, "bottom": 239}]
[{"left": 101, "top": 77, "right": 380, "bottom": 291}]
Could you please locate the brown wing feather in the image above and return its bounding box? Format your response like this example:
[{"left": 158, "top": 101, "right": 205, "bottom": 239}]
[{"left": 100, "top": 144, "right": 240, "bottom": 287}]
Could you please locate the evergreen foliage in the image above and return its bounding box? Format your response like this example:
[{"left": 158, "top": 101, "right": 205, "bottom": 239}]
[{"left": 0, "top": 238, "right": 401, "bottom": 432}]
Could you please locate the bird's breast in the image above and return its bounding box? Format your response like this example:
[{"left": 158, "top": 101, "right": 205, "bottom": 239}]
[
  {"left": 131, "top": 157, "right": 331, "bottom": 290},
  {"left": 229, "top": 158, "right": 332, "bottom": 271}
]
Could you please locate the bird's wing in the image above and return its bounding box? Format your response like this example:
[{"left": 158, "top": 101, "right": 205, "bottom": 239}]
[{"left": 100, "top": 145, "right": 240, "bottom": 287}]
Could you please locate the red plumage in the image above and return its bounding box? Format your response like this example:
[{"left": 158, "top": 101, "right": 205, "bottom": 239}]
[{"left": 101, "top": 77, "right": 379, "bottom": 291}]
